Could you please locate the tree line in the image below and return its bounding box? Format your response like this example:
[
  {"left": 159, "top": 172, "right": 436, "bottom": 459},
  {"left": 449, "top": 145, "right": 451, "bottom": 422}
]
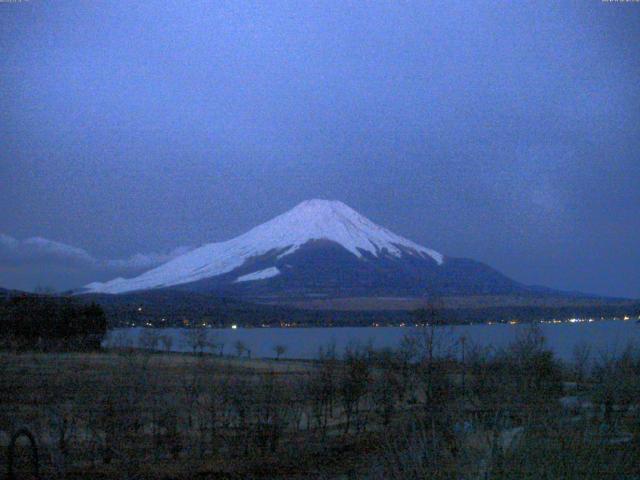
[{"left": 0, "top": 294, "right": 107, "bottom": 350}]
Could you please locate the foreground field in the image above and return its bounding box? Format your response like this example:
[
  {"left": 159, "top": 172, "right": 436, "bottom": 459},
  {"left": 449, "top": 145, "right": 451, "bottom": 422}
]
[
  {"left": 2, "top": 328, "right": 640, "bottom": 479},
  {"left": 1, "top": 351, "right": 385, "bottom": 479},
  {"left": 0, "top": 353, "right": 320, "bottom": 478}
]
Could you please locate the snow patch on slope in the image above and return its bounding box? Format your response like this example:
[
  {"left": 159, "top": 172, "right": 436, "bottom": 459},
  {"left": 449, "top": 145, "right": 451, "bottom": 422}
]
[
  {"left": 235, "top": 267, "right": 281, "bottom": 283},
  {"left": 84, "top": 199, "right": 443, "bottom": 294}
]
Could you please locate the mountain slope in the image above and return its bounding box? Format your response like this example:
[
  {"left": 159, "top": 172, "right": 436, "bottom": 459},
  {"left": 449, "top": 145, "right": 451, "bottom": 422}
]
[
  {"left": 84, "top": 200, "right": 443, "bottom": 294},
  {"left": 83, "top": 199, "right": 531, "bottom": 299}
]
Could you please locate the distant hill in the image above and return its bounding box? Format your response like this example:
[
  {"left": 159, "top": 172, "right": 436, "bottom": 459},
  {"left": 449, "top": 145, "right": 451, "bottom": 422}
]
[
  {"left": 2, "top": 285, "right": 636, "bottom": 328},
  {"left": 80, "top": 288, "right": 640, "bottom": 328},
  {"left": 0, "top": 286, "right": 26, "bottom": 300}
]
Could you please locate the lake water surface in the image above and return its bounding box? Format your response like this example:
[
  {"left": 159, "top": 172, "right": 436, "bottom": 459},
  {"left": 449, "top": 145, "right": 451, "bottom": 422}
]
[{"left": 105, "top": 320, "right": 640, "bottom": 362}]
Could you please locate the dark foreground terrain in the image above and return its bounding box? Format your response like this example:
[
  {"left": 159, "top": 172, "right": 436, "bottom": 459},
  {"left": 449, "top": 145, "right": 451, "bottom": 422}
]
[{"left": 2, "top": 326, "right": 640, "bottom": 479}]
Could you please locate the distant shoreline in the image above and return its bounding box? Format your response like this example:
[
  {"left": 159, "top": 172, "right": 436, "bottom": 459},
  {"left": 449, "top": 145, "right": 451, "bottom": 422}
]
[{"left": 105, "top": 318, "right": 640, "bottom": 362}]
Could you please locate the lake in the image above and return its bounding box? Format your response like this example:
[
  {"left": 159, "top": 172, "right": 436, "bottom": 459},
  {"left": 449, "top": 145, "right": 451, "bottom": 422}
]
[{"left": 104, "top": 319, "right": 640, "bottom": 362}]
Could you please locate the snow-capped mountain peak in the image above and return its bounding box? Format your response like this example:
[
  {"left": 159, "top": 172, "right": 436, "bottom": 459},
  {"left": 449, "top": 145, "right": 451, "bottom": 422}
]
[
  {"left": 263, "top": 199, "right": 442, "bottom": 261},
  {"left": 83, "top": 199, "right": 443, "bottom": 294}
]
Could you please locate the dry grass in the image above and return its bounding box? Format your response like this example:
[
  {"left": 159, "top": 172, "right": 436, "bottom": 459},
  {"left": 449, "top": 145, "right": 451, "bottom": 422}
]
[{"left": 0, "top": 351, "right": 319, "bottom": 478}]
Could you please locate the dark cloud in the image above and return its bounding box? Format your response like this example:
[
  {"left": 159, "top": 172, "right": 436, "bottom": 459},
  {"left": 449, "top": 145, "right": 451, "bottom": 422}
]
[{"left": 0, "top": 2, "right": 638, "bottom": 297}]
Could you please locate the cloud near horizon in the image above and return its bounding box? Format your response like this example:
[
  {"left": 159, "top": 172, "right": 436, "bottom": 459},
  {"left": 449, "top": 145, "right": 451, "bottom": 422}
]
[{"left": 0, "top": 234, "right": 192, "bottom": 292}]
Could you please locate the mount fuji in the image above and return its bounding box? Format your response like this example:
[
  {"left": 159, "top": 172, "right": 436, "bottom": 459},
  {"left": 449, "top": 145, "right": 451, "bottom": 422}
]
[{"left": 82, "top": 199, "right": 530, "bottom": 299}]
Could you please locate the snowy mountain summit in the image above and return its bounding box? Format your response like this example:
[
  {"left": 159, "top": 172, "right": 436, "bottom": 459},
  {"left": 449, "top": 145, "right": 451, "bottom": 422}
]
[
  {"left": 84, "top": 200, "right": 444, "bottom": 294},
  {"left": 83, "top": 199, "right": 526, "bottom": 299}
]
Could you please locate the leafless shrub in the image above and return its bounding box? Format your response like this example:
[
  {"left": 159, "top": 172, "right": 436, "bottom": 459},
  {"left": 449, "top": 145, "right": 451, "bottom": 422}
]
[
  {"left": 273, "top": 344, "right": 287, "bottom": 360},
  {"left": 572, "top": 341, "right": 592, "bottom": 386},
  {"left": 372, "top": 357, "right": 401, "bottom": 426},
  {"left": 371, "top": 414, "right": 463, "bottom": 480},
  {"left": 592, "top": 343, "right": 640, "bottom": 427},
  {"left": 234, "top": 340, "right": 247, "bottom": 358},
  {"left": 159, "top": 333, "right": 173, "bottom": 353},
  {"left": 182, "top": 328, "right": 211, "bottom": 355},
  {"left": 308, "top": 344, "right": 338, "bottom": 436},
  {"left": 339, "top": 345, "right": 371, "bottom": 434},
  {"left": 138, "top": 328, "right": 159, "bottom": 351}
]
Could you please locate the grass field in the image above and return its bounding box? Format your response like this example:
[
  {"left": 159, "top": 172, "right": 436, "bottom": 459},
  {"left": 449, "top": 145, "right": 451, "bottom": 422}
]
[
  {"left": 0, "top": 351, "right": 384, "bottom": 479},
  {"left": 2, "top": 332, "right": 640, "bottom": 479}
]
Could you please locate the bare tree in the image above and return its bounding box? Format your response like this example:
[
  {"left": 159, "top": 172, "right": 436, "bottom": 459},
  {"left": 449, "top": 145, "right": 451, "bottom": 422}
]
[
  {"left": 339, "top": 345, "right": 370, "bottom": 434},
  {"left": 273, "top": 344, "right": 287, "bottom": 360},
  {"left": 138, "top": 328, "right": 159, "bottom": 351},
  {"left": 372, "top": 353, "right": 402, "bottom": 426},
  {"left": 373, "top": 416, "right": 452, "bottom": 480},
  {"left": 592, "top": 344, "right": 640, "bottom": 427},
  {"left": 183, "top": 328, "right": 210, "bottom": 355},
  {"left": 159, "top": 334, "right": 174, "bottom": 353},
  {"left": 309, "top": 344, "right": 338, "bottom": 436},
  {"left": 215, "top": 341, "right": 225, "bottom": 357},
  {"left": 572, "top": 342, "right": 592, "bottom": 387},
  {"left": 234, "top": 340, "right": 246, "bottom": 358}
]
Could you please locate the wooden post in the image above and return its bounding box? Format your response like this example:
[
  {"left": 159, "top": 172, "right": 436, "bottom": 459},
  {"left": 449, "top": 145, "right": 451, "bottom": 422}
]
[{"left": 6, "top": 428, "right": 40, "bottom": 480}]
